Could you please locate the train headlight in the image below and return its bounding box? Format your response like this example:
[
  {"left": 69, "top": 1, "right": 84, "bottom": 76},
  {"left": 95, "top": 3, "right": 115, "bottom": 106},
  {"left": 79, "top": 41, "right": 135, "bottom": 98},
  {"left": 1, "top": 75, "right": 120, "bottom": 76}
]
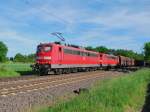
[{"left": 43, "top": 56, "right": 51, "bottom": 60}]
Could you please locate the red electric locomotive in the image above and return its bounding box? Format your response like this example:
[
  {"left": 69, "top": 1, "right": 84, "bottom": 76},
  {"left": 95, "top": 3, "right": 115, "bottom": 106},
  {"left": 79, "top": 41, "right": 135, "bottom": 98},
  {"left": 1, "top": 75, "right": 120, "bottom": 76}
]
[
  {"left": 33, "top": 42, "right": 100, "bottom": 74},
  {"left": 32, "top": 42, "right": 135, "bottom": 75},
  {"left": 99, "top": 53, "right": 119, "bottom": 69}
]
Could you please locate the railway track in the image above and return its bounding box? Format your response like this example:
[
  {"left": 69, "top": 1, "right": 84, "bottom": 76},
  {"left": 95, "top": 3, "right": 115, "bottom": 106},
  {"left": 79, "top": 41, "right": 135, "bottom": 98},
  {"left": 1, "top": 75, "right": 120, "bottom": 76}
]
[
  {"left": 0, "top": 71, "right": 105, "bottom": 86},
  {"left": 0, "top": 75, "right": 37, "bottom": 84},
  {"left": 0, "top": 71, "right": 105, "bottom": 84},
  {"left": 0, "top": 71, "right": 121, "bottom": 97},
  {"left": 0, "top": 67, "right": 138, "bottom": 84}
]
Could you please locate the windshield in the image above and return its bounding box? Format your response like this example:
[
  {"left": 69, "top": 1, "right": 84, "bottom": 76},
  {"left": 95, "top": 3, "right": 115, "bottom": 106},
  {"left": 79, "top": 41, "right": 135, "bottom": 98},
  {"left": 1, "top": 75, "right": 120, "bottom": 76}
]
[
  {"left": 37, "top": 46, "right": 52, "bottom": 53},
  {"left": 37, "top": 46, "right": 42, "bottom": 53},
  {"left": 44, "top": 46, "right": 52, "bottom": 52}
]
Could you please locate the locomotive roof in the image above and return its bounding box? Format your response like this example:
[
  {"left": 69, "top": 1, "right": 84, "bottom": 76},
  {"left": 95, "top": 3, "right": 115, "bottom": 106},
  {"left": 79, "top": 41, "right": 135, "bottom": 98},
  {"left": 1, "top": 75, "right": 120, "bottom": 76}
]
[
  {"left": 38, "top": 42, "right": 98, "bottom": 54},
  {"left": 60, "top": 44, "right": 98, "bottom": 54}
]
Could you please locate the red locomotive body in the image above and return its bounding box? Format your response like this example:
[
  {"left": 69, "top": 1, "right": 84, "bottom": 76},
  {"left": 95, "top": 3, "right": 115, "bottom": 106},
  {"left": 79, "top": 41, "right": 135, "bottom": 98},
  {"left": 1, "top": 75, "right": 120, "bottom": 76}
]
[
  {"left": 100, "top": 53, "right": 119, "bottom": 68},
  {"left": 34, "top": 43, "right": 100, "bottom": 74}
]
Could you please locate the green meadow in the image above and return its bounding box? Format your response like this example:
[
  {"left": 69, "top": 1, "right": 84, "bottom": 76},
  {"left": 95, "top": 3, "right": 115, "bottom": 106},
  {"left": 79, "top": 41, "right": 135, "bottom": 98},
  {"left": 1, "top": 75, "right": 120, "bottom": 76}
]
[{"left": 0, "top": 63, "right": 32, "bottom": 77}]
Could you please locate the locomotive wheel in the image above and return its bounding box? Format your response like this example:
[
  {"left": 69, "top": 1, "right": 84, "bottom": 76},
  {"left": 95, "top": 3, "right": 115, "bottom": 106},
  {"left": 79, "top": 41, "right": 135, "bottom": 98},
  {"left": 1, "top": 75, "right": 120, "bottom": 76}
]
[
  {"left": 71, "top": 68, "right": 75, "bottom": 73},
  {"left": 55, "top": 69, "right": 62, "bottom": 75},
  {"left": 63, "top": 69, "right": 68, "bottom": 74},
  {"left": 93, "top": 68, "right": 96, "bottom": 71},
  {"left": 85, "top": 68, "right": 88, "bottom": 72},
  {"left": 66, "top": 68, "right": 71, "bottom": 74},
  {"left": 39, "top": 71, "right": 48, "bottom": 75},
  {"left": 72, "top": 68, "right": 77, "bottom": 73},
  {"left": 89, "top": 68, "right": 92, "bottom": 71}
]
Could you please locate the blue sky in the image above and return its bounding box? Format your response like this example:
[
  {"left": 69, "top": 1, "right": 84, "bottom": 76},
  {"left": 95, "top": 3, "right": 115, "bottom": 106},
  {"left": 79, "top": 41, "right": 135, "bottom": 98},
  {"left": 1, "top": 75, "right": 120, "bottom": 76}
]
[{"left": 0, "top": 0, "right": 150, "bottom": 57}]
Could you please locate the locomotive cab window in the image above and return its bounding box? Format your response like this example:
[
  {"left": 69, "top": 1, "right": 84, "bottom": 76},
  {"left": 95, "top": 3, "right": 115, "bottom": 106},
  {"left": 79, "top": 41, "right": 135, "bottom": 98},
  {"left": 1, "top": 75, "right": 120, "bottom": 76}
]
[
  {"left": 44, "top": 46, "right": 52, "bottom": 52},
  {"left": 37, "top": 46, "right": 42, "bottom": 53}
]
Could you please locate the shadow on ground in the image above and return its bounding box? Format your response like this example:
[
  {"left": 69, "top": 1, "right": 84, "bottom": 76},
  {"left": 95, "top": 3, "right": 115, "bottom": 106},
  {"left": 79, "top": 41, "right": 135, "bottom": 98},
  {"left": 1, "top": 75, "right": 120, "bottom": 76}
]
[
  {"left": 142, "top": 83, "right": 150, "bottom": 112},
  {"left": 17, "top": 71, "right": 36, "bottom": 76}
]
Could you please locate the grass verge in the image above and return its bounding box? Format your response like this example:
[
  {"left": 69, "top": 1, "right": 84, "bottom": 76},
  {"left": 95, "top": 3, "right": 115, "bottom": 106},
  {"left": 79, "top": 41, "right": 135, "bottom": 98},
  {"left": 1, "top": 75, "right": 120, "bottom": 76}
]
[
  {"left": 0, "top": 65, "right": 20, "bottom": 77},
  {"left": 0, "top": 63, "right": 32, "bottom": 77},
  {"left": 38, "top": 69, "right": 150, "bottom": 112}
]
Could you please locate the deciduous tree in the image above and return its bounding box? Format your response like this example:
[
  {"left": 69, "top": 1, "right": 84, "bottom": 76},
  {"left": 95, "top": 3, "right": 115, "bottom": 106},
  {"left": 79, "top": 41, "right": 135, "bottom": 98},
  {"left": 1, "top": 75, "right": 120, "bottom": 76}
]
[
  {"left": 144, "top": 42, "right": 150, "bottom": 61},
  {"left": 0, "top": 41, "right": 8, "bottom": 62}
]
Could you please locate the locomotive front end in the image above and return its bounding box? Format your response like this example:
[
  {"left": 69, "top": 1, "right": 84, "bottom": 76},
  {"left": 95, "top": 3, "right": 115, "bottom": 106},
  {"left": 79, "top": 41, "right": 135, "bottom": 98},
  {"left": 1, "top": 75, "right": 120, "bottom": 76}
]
[{"left": 32, "top": 43, "right": 53, "bottom": 74}]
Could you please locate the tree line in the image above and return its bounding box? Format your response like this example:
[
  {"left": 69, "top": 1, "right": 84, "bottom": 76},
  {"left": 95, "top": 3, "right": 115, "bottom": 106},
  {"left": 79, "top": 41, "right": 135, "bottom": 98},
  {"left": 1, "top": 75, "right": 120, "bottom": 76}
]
[
  {"left": 85, "top": 46, "right": 144, "bottom": 60},
  {"left": 0, "top": 41, "right": 150, "bottom": 63},
  {"left": 10, "top": 53, "right": 35, "bottom": 63},
  {"left": 0, "top": 41, "right": 35, "bottom": 63}
]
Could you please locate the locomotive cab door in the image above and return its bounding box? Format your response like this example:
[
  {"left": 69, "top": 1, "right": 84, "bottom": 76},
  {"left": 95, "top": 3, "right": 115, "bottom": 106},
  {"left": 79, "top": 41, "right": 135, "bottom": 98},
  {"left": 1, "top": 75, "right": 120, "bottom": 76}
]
[
  {"left": 99, "top": 54, "right": 103, "bottom": 67},
  {"left": 58, "top": 47, "right": 62, "bottom": 65}
]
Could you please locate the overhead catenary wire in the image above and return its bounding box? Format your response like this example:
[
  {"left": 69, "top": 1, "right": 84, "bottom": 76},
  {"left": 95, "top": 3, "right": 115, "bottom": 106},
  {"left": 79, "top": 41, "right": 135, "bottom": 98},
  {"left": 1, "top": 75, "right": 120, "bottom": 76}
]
[
  {"left": 23, "top": 0, "right": 70, "bottom": 25},
  {"left": 23, "top": 0, "right": 70, "bottom": 43}
]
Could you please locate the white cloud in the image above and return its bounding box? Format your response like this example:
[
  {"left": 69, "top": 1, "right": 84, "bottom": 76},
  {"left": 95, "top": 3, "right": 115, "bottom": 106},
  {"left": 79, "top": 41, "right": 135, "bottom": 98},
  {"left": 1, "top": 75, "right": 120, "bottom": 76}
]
[
  {"left": 0, "top": 30, "right": 41, "bottom": 56},
  {"left": 0, "top": 30, "right": 39, "bottom": 45}
]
